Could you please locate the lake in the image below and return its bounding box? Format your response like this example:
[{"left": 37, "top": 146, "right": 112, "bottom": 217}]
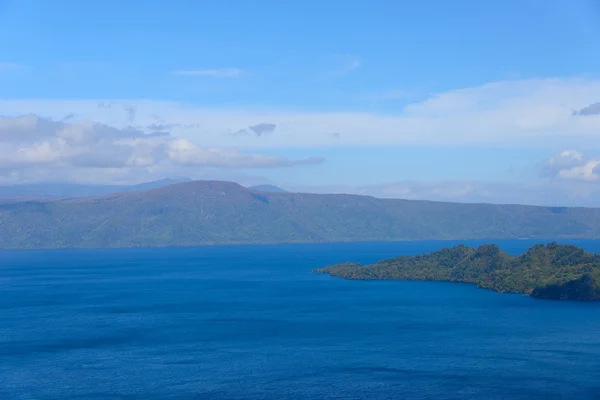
[{"left": 2, "top": 240, "right": 600, "bottom": 399}]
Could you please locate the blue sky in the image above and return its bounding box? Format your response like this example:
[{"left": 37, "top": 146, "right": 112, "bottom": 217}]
[
  {"left": 1, "top": 0, "right": 600, "bottom": 205},
  {"left": 2, "top": 0, "right": 599, "bottom": 104}
]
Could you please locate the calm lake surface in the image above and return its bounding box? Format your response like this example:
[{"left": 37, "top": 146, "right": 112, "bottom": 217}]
[{"left": 2, "top": 239, "right": 600, "bottom": 399}]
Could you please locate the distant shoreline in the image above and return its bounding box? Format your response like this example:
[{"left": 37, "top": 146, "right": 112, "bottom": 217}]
[
  {"left": 3, "top": 181, "right": 600, "bottom": 250},
  {"left": 3, "top": 237, "right": 600, "bottom": 252}
]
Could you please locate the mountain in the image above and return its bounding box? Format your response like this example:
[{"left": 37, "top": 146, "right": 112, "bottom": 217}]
[
  {"left": 0, "top": 178, "right": 191, "bottom": 199},
  {"left": 2, "top": 180, "right": 600, "bottom": 250},
  {"left": 314, "top": 242, "right": 600, "bottom": 301},
  {"left": 248, "top": 184, "right": 288, "bottom": 193},
  {"left": 127, "top": 178, "right": 192, "bottom": 192}
]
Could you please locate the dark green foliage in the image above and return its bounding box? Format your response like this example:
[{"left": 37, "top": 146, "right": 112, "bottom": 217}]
[
  {"left": 3, "top": 180, "right": 600, "bottom": 250},
  {"left": 532, "top": 272, "right": 600, "bottom": 300},
  {"left": 315, "top": 243, "right": 600, "bottom": 301}
]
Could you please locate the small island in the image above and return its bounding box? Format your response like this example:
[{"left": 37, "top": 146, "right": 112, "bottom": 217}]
[{"left": 314, "top": 243, "right": 600, "bottom": 301}]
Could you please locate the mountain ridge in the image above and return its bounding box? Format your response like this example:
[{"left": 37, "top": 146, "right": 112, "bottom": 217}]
[
  {"left": 2, "top": 180, "right": 600, "bottom": 250},
  {"left": 248, "top": 184, "right": 288, "bottom": 193}
]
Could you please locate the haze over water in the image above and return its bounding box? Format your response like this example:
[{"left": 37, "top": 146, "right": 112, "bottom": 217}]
[{"left": 2, "top": 240, "right": 600, "bottom": 399}]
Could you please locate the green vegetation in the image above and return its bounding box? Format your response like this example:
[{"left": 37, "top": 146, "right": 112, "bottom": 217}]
[
  {"left": 2, "top": 180, "right": 600, "bottom": 250},
  {"left": 314, "top": 242, "right": 600, "bottom": 301}
]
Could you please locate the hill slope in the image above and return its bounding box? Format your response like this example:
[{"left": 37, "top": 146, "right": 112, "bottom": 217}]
[
  {"left": 1, "top": 180, "right": 600, "bottom": 249},
  {"left": 248, "top": 184, "right": 288, "bottom": 193},
  {"left": 314, "top": 242, "right": 600, "bottom": 300}
]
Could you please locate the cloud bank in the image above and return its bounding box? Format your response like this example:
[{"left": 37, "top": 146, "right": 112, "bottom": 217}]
[
  {"left": 3, "top": 77, "right": 600, "bottom": 150},
  {"left": 0, "top": 115, "right": 324, "bottom": 184},
  {"left": 2, "top": 77, "right": 600, "bottom": 197}
]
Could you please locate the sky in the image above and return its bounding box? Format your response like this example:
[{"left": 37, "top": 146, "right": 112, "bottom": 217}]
[{"left": 1, "top": 0, "right": 600, "bottom": 206}]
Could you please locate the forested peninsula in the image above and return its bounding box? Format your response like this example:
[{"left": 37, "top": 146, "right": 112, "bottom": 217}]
[{"left": 314, "top": 243, "right": 600, "bottom": 301}]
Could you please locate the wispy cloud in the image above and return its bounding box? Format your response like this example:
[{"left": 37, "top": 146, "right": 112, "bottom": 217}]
[
  {"left": 168, "top": 139, "right": 323, "bottom": 168},
  {"left": 330, "top": 54, "right": 362, "bottom": 76},
  {"left": 171, "top": 68, "right": 242, "bottom": 77},
  {"left": 3, "top": 77, "right": 600, "bottom": 150},
  {"left": 345, "top": 56, "right": 362, "bottom": 73},
  {"left": 360, "top": 89, "right": 412, "bottom": 108}
]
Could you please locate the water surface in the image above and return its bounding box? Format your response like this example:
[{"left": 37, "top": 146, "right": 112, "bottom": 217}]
[{"left": 1, "top": 240, "right": 600, "bottom": 399}]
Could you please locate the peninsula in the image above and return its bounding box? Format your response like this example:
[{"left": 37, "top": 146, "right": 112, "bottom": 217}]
[{"left": 314, "top": 242, "right": 600, "bottom": 301}]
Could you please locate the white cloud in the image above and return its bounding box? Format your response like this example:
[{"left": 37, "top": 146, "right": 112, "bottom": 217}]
[
  {"left": 2, "top": 77, "right": 600, "bottom": 149},
  {"left": 0, "top": 115, "right": 324, "bottom": 183},
  {"left": 543, "top": 150, "right": 584, "bottom": 173},
  {"left": 2, "top": 76, "right": 600, "bottom": 189},
  {"left": 558, "top": 161, "right": 600, "bottom": 181},
  {"left": 170, "top": 68, "right": 242, "bottom": 77},
  {"left": 167, "top": 138, "right": 323, "bottom": 168},
  {"left": 542, "top": 150, "right": 600, "bottom": 182}
]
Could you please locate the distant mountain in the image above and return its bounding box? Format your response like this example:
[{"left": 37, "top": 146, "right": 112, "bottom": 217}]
[
  {"left": 2, "top": 180, "right": 600, "bottom": 250},
  {"left": 315, "top": 242, "right": 600, "bottom": 301},
  {"left": 248, "top": 184, "right": 288, "bottom": 193},
  {"left": 127, "top": 178, "right": 192, "bottom": 192},
  {"left": 0, "top": 178, "right": 191, "bottom": 199}
]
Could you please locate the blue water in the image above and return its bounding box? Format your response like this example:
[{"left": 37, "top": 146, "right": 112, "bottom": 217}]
[{"left": 2, "top": 240, "right": 600, "bottom": 400}]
